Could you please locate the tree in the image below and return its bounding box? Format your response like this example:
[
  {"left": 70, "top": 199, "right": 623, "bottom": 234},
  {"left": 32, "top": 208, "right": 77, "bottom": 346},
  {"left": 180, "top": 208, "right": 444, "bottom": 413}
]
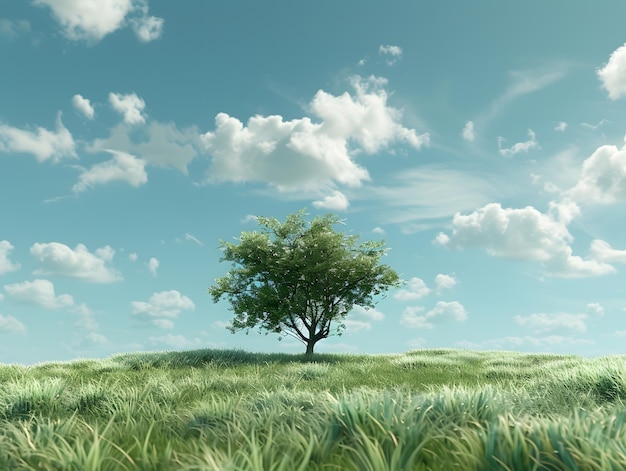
[{"left": 208, "top": 209, "right": 401, "bottom": 357}]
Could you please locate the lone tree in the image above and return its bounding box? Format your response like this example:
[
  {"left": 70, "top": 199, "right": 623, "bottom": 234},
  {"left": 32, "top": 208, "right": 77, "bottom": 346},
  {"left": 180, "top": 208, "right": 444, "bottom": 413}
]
[{"left": 209, "top": 209, "right": 401, "bottom": 357}]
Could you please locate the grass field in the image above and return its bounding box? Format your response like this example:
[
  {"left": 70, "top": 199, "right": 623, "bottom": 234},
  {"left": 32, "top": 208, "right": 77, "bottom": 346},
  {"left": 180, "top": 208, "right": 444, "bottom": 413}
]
[{"left": 0, "top": 348, "right": 625, "bottom": 470}]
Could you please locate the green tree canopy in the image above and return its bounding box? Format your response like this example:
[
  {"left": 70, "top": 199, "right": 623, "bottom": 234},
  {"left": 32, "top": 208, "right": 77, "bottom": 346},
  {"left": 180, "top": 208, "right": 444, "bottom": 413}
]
[{"left": 209, "top": 209, "right": 401, "bottom": 356}]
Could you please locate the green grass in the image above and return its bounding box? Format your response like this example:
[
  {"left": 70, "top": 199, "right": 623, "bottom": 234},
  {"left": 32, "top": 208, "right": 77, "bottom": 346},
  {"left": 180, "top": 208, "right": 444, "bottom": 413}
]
[{"left": 0, "top": 348, "right": 625, "bottom": 469}]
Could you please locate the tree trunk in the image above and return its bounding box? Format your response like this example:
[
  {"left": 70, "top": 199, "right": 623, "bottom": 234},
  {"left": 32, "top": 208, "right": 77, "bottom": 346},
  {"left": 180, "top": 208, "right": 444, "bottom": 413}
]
[{"left": 305, "top": 340, "right": 315, "bottom": 358}]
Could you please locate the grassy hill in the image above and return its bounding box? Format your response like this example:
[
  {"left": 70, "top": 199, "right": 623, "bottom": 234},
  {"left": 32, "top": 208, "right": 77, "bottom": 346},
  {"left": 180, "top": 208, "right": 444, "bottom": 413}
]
[{"left": 0, "top": 348, "right": 625, "bottom": 469}]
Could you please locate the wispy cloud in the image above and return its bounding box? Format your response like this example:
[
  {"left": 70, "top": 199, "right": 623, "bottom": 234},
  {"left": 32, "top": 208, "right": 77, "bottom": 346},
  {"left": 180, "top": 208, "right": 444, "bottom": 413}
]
[{"left": 498, "top": 129, "right": 539, "bottom": 157}]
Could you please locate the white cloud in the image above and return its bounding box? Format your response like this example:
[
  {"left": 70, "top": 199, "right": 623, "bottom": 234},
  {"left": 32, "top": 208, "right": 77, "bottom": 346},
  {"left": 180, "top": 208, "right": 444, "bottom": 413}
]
[
  {"left": 0, "top": 314, "right": 26, "bottom": 334},
  {"left": 184, "top": 233, "right": 203, "bottom": 246},
  {"left": 202, "top": 75, "right": 428, "bottom": 192},
  {"left": 71, "top": 94, "right": 95, "bottom": 119},
  {"left": 213, "top": 320, "right": 231, "bottom": 329},
  {"left": 73, "top": 150, "right": 148, "bottom": 193},
  {"left": 378, "top": 44, "right": 402, "bottom": 64},
  {"left": 0, "top": 113, "right": 75, "bottom": 163},
  {"left": 152, "top": 319, "right": 174, "bottom": 330},
  {"left": 131, "top": 290, "right": 195, "bottom": 319},
  {"left": 34, "top": 0, "right": 133, "bottom": 41},
  {"left": 514, "top": 312, "right": 587, "bottom": 334},
  {"left": 343, "top": 319, "right": 371, "bottom": 332},
  {"left": 109, "top": 92, "right": 146, "bottom": 125},
  {"left": 401, "top": 301, "right": 468, "bottom": 329},
  {"left": 31, "top": 242, "right": 121, "bottom": 283},
  {"left": 33, "top": 0, "right": 164, "bottom": 44},
  {"left": 587, "top": 303, "right": 605, "bottom": 317},
  {"left": 598, "top": 43, "right": 626, "bottom": 100},
  {"left": 147, "top": 257, "right": 159, "bottom": 276},
  {"left": 176, "top": 233, "right": 204, "bottom": 246},
  {"left": 554, "top": 121, "right": 568, "bottom": 132},
  {"left": 567, "top": 144, "right": 626, "bottom": 204},
  {"left": 368, "top": 165, "right": 497, "bottom": 225},
  {"left": 434, "top": 274, "right": 457, "bottom": 292},
  {"left": 436, "top": 202, "right": 615, "bottom": 278},
  {"left": 148, "top": 334, "right": 202, "bottom": 349},
  {"left": 0, "top": 241, "right": 21, "bottom": 275},
  {"left": 3, "top": 279, "right": 74, "bottom": 309},
  {"left": 372, "top": 227, "right": 385, "bottom": 235},
  {"left": 129, "top": 252, "right": 138, "bottom": 262},
  {"left": 394, "top": 277, "right": 431, "bottom": 301},
  {"left": 498, "top": 129, "right": 539, "bottom": 157},
  {"left": 351, "top": 305, "right": 385, "bottom": 321},
  {"left": 461, "top": 121, "right": 476, "bottom": 142},
  {"left": 89, "top": 121, "right": 200, "bottom": 175},
  {"left": 590, "top": 239, "right": 626, "bottom": 263},
  {"left": 313, "top": 190, "right": 349, "bottom": 210},
  {"left": 580, "top": 119, "right": 609, "bottom": 130},
  {"left": 131, "top": 14, "right": 163, "bottom": 42}
]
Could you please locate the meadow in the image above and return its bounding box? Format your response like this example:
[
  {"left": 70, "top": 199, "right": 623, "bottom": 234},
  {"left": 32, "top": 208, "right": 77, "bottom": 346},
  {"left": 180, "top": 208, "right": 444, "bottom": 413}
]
[{"left": 0, "top": 348, "right": 625, "bottom": 470}]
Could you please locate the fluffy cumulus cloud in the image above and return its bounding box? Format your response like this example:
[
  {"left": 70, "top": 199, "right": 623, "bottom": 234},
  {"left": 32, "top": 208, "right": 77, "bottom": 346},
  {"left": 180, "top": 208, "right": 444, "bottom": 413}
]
[
  {"left": 33, "top": 0, "right": 163, "bottom": 43},
  {"left": 73, "top": 150, "right": 148, "bottom": 193},
  {"left": 0, "top": 241, "right": 20, "bottom": 275},
  {"left": 590, "top": 239, "right": 626, "bottom": 263},
  {"left": 3, "top": 279, "right": 74, "bottom": 309},
  {"left": 313, "top": 190, "right": 349, "bottom": 210},
  {"left": 30, "top": 242, "right": 121, "bottom": 283},
  {"left": 401, "top": 301, "right": 467, "bottom": 329},
  {"left": 498, "top": 129, "right": 538, "bottom": 157},
  {"left": 434, "top": 274, "right": 457, "bottom": 292},
  {"left": 132, "top": 290, "right": 195, "bottom": 329},
  {"left": 71, "top": 94, "right": 95, "bottom": 119},
  {"left": 567, "top": 144, "right": 626, "bottom": 204},
  {"left": 394, "top": 277, "right": 431, "bottom": 301},
  {"left": 0, "top": 314, "right": 26, "bottom": 334},
  {"left": 131, "top": 14, "right": 163, "bottom": 42},
  {"left": 109, "top": 92, "right": 146, "bottom": 125},
  {"left": 514, "top": 312, "right": 588, "bottom": 334},
  {"left": 202, "top": 75, "right": 429, "bottom": 192},
  {"left": 436, "top": 203, "right": 615, "bottom": 278},
  {"left": 461, "top": 121, "right": 476, "bottom": 142},
  {"left": 0, "top": 113, "right": 75, "bottom": 163},
  {"left": 598, "top": 42, "right": 626, "bottom": 100}
]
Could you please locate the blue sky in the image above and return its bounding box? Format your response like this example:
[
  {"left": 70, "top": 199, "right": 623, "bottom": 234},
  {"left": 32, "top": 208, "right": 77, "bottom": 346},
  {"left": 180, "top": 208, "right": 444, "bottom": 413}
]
[{"left": 2, "top": 1, "right": 626, "bottom": 364}]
